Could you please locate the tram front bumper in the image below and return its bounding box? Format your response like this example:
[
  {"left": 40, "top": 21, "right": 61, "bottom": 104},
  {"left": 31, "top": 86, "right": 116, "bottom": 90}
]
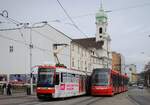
[
  {"left": 91, "top": 86, "right": 113, "bottom": 95},
  {"left": 36, "top": 87, "right": 55, "bottom": 94}
]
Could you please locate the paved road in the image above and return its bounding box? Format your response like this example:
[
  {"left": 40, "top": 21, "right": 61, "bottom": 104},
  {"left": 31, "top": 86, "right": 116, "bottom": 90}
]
[
  {"left": 128, "top": 87, "right": 150, "bottom": 105},
  {"left": 1, "top": 89, "right": 148, "bottom": 105},
  {"left": 0, "top": 94, "right": 104, "bottom": 105}
]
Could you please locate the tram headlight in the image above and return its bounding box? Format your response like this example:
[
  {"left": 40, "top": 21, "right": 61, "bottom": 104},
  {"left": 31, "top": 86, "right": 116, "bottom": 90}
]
[
  {"left": 47, "top": 87, "right": 52, "bottom": 90},
  {"left": 37, "top": 87, "right": 41, "bottom": 89}
]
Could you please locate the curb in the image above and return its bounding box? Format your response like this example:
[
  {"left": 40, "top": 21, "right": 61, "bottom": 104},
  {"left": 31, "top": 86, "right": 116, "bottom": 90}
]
[{"left": 0, "top": 93, "right": 36, "bottom": 100}]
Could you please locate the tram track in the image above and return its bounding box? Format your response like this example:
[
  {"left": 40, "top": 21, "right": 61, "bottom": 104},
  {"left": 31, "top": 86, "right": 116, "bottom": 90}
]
[
  {"left": 86, "top": 97, "right": 105, "bottom": 105},
  {"left": 0, "top": 95, "right": 106, "bottom": 105},
  {"left": 69, "top": 96, "right": 95, "bottom": 105},
  {"left": 69, "top": 96, "right": 105, "bottom": 105}
]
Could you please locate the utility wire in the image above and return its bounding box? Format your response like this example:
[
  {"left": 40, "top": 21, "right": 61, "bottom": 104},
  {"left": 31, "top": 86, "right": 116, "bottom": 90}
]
[
  {"left": 46, "top": 24, "right": 72, "bottom": 40},
  {"left": 54, "top": 2, "right": 150, "bottom": 22},
  {"left": 0, "top": 10, "right": 25, "bottom": 26},
  {"left": 32, "top": 29, "right": 57, "bottom": 43},
  {"left": 56, "top": 0, "right": 88, "bottom": 38},
  {"left": 0, "top": 34, "right": 70, "bottom": 56},
  {"left": 112, "top": 2, "right": 150, "bottom": 12},
  {"left": 0, "top": 24, "right": 67, "bottom": 45},
  {"left": 0, "top": 34, "right": 29, "bottom": 46}
]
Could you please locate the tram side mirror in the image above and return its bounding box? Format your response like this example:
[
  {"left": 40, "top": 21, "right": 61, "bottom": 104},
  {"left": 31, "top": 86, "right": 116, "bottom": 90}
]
[{"left": 55, "top": 74, "right": 59, "bottom": 85}]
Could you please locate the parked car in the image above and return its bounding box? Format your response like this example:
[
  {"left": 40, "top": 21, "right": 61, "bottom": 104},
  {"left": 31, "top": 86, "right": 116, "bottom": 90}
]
[
  {"left": 138, "top": 84, "right": 144, "bottom": 89},
  {"left": 132, "top": 84, "right": 137, "bottom": 87}
]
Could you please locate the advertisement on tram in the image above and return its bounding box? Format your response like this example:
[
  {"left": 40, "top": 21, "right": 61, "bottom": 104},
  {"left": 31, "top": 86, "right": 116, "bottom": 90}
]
[{"left": 36, "top": 65, "right": 86, "bottom": 99}]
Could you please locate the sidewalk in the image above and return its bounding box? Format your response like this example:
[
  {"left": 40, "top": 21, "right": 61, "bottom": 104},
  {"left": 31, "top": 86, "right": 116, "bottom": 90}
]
[{"left": 0, "top": 92, "right": 36, "bottom": 100}]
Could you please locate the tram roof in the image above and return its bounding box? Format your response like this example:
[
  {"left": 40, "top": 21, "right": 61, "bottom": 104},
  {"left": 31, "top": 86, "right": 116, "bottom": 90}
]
[
  {"left": 38, "top": 65, "right": 86, "bottom": 75},
  {"left": 56, "top": 68, "right": 86, "bottom": 75}
]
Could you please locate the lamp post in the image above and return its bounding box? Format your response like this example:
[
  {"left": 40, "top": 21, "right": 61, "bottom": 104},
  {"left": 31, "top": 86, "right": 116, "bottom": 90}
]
[{"left": 29, "top": 21, "right": 47, "bottom": 95}]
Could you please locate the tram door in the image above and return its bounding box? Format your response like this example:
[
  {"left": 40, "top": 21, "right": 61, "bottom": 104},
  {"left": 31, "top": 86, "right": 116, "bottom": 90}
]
[{"left": 79, "top": 75, "right": 85, "bottom": 93}]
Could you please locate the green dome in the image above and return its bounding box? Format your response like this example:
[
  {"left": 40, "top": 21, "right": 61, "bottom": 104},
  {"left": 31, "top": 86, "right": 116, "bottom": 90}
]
[{"left": 96, "top": 9, "right": 107, "bottom": 23}]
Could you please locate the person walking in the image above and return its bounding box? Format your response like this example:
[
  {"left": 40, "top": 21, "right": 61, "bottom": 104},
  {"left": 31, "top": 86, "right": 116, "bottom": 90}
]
[
  {"left": 2, "top": 83, "right": 6, "bottom": 95},
  {"left": 7, "top": 83, "right": 12, "bottom": 95}
]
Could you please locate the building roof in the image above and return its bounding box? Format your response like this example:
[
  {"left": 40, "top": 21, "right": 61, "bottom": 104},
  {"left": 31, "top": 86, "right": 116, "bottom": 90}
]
[
  {"left": 96, "top": 1, "right": 107, "bottom": 23},
  {"left": 72, "top": 37, "right": 103, "bottom": 49}
]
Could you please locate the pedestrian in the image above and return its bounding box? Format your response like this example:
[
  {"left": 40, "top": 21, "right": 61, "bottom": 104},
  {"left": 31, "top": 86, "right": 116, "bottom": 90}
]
[
  {"left": 2, "top": 83, "right": 6, "bottom": 95},
  {"left": 7, "top": 83, "right": 12, "bottom": 95}
]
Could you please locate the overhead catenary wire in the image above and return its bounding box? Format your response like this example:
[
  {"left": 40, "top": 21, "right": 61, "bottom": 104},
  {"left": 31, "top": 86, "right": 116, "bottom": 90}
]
[
  {"left": 0, "top": 33, "right": 70, "bottom": 56},
  {"left": 56, "top": 0, "right": 89, "bottom": 38},
  {"left": 0, "top": 34, "right": 29, "bottom": 46},
  {"left": 0, "top": 24, "right": 60, "bottom": 44},
  {"left": 32, "top": 29, "right": 57, "bottom": 43},
  {"left": 0, "top": 10, "right": 22, "bottom": 26},
  {"left": 53, "top": 2, "right": 150, "bottom": 22},
  {"left": 0, "top": 23, "right": 71, "bottom": 48}
]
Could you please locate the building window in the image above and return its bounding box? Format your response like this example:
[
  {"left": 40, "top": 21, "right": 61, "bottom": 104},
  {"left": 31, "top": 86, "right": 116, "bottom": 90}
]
[
  {"left": 78, "top": 60, "right": 80, "bottom": 69},
  {"left": 9, "top": 45, "right": 13, "bottom": 53},
  {"left": 82, "top": 49, "right": 84, "bottom": 57},
  {"left": 85, "top": 61, "right": 86, "bottom": 65},
  {"left": 85, "top": 50, "right": 86, "bottom": 57},
  {"left": 72, "top": 58, "right": 74, "bottom": 67},
  {"left": 81, "top": 61, "right": 83, "bottom": 70},
  {"left": 99, "top": 27, "right": 102, "bottom": 34},
  {"left": 72, "top": 44, "right": 74, "bottom": 51},
  {"left": 78, "top": 45, "right": 80, "bottom": 54}
]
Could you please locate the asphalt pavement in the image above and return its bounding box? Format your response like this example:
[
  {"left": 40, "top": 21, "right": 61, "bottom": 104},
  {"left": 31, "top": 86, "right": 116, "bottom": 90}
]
[
  {"left": 0, "top": 87, "right": 150, "bottom": 105},
  {"left": 128, "top": 87, "right": 150, "bottom": 105}
]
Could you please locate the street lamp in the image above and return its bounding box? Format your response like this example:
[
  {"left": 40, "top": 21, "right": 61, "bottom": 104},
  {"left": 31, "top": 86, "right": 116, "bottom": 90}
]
[{"left": 29, "top": 21, "right": 47, "bottom": 95}]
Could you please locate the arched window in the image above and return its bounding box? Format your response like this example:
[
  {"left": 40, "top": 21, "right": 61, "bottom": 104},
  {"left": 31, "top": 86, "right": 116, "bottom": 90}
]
[{"left": 99, "top": 27, "right": 102, "bottom": 34}]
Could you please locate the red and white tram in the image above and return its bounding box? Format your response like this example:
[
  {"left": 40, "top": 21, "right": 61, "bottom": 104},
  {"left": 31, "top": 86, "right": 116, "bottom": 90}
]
[
  {"left": 36, "top": 65, "right": 86, "bottom": 99},
  {"left": 91, "top": 68, "right": 128, "bottom": 96}
]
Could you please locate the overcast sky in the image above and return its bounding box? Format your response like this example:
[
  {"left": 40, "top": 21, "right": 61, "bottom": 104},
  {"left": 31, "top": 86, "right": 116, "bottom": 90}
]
[{"left": 0, "top": 0, "right": 150, "bottom": 72}]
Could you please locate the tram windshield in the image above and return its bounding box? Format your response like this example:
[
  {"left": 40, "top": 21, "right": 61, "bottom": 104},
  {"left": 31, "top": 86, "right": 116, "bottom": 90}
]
[
  {"left": 91, "top": 69, "right": 109, "bottom": 86},
  {"left": 37, "top": 68, "right": 55, "bottom": 87}
]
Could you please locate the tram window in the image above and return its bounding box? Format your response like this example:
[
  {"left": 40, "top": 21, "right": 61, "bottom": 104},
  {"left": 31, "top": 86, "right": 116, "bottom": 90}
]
[
  {"left": 118, "top": 76, "right": 120, "bottom": 86},
  {"left": 61, "top": 72, "right": 67, "bottom": 83},
  {"left": 61, "top": 73, "right": 63, "bottom": 82},
  {"left": 72, "top": 74, "right": 75, "bottom": 83},
  {"left": 67, "top": 73, "right": 72, "bottom": 83},
  {"left": 119, "top": 76, "right": 121, "bottom": 86},
  {"left": 114, "top": 75, "right": 117, "bottom": 86},
  {"left": 115, "top": 75, "right": 117, "bottom": 86},
  {"left": 75, "top": 74, "right": 79, "bottom": 83},
  {"left": 123, "top": 78, "right": 124, "bottom": 85},
  {"left": 116, "top": 75, "right": 119, "bottom": 86},
  {"left": 55, "top": 73, "right": 59, "bottom": 85},
  {"left": 111, "top": 75, "right": 115, "bottom": 86}
]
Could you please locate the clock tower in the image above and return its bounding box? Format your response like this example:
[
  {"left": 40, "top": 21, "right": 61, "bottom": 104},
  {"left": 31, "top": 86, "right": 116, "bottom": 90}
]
[
  {"left": 96, "top": 1, "right": 108, "bottom": 43},
  {"left": 95, "top": 0, "right": 112, "bottom": 68}
]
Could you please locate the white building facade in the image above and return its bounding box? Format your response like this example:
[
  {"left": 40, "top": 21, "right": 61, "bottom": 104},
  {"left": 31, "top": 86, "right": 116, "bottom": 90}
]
[
  {"left": 0, "top": 25, "right": 72, "bottom": 82},
  {"left": 0, "top": 3, "right": 112, "bottom": 83},
  {"left": 70, "top": 4, "right": 112, "bottom": 74}
]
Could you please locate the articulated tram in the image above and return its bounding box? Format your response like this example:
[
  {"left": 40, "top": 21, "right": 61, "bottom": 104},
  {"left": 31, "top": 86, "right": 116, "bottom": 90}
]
[
  {"left": 91, "top": 68, "right": 128, "bottom": 96},
  {"left": 36, "top": 65, "right": 86, "bottom": 99},
  {"left": 36, "top": 65, "right": 128, "bottom": 99}
]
